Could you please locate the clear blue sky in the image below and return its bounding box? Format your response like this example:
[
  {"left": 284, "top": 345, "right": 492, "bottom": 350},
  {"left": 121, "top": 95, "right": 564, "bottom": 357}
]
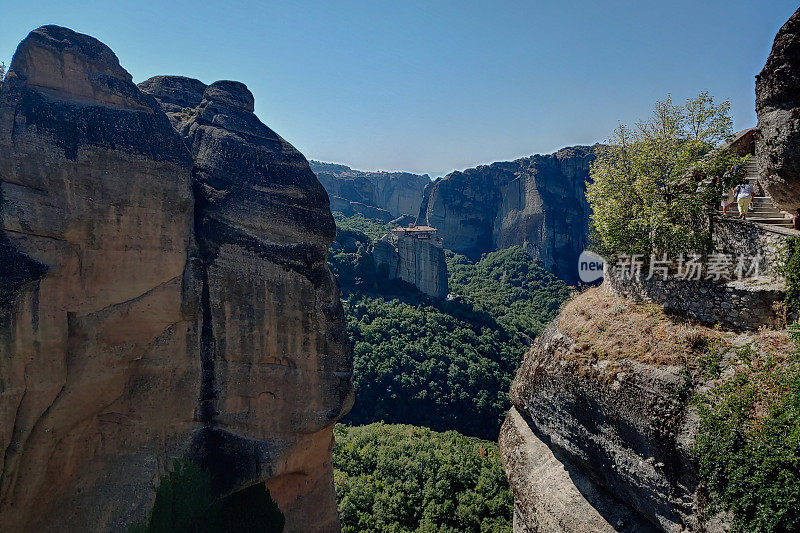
[{"left": 2, "top": 1, "right": 797, "bottom": 176}]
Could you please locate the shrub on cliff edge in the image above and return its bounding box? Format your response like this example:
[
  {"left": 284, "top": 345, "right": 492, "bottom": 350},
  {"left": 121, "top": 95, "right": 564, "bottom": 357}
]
[
  {"left": 587, "top": 92, "right": 747, "bottom": 258},
  {"left": 694, "top": 327, "right": 800, "bottom": 532}
]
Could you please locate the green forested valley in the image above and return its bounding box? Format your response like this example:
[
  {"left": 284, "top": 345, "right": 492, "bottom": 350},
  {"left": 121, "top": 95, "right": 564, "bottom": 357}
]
[
  {"left": 329, "top": 213, "right": 573, "bottom": 531},
  {"left": 334, "top": 423, "right": 513, "bottom": 533}
]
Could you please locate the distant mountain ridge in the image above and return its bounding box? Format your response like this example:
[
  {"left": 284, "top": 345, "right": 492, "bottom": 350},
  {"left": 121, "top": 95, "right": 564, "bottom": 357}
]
[
  {"left": 310, "top": 160, "right": 431, "bottom": 219},
  {"left": 417, "top": 145, "right": 597, "bottom": 284}
]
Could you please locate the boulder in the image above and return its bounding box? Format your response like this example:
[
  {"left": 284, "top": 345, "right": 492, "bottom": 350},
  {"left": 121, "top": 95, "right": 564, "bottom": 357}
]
[{"left": 756, "top": 7, "right": 800, "bottom": 211}]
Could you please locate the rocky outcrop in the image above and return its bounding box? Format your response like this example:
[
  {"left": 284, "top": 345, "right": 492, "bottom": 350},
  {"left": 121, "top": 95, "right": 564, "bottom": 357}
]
[
  {"left": 373, "top": 232, "right": 448, "bottom": 299},
  {"left": 137, "top": 74, "right": 207, "bottom": 130},
  {"left": 416, "top": 146, "right": 596, "bottom": 284},
  {"left": 0, "top": 25, "right": 197, "bottom": 531},
  {"left": 500, "top": 288, "right": 732, "bottom": 532},
  {"left": 0, "top": 26, "right": 351, "bottom": 532},
  {"left": 175, "top": 78, "right": 353, "bottom": 532},
  {"left": 310, "top": 160, "right": 431, "bottom": 218},
  {"left": 756, "top": 7, "right": 800, "bottom": 211},
  {"left": 330, "top": 195, "right": 395, "bottom": 222}
]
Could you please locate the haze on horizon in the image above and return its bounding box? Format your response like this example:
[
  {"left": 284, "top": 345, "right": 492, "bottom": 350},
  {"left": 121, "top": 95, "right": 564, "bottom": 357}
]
[{"left": 2, "top": 0, "right": 797, "bottom": 178}]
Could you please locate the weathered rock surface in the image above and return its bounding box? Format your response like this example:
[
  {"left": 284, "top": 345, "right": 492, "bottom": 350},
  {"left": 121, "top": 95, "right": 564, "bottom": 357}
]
[
  {"left": 137, "top": 74, "right": 207, "bottom": 130},
  {"left": 310, "top": 160, "right": 431, "bottom": 218},
  {"left": 176, "top": 78, "right": 353, "bottom": 533},
  {"left": 500, "top": 288, "right": 730, "bottom": 532},
  {"left": 0, "top": 27, "right": 351, "bottom": 532},
  {"left": 373, "top": 233, "right": 448, "bottom": 299},
  {"left": 330, "top": 194, "right": 395, "bottom": 222},
  {"left": 416, "top": 146, "right": 596, "bottom": 284},
  {"left": 756, "top": 7, "right": 800, "bottom": 211},
  {"left": 0, "top": 25, "right": 196, "bottom": 531}
]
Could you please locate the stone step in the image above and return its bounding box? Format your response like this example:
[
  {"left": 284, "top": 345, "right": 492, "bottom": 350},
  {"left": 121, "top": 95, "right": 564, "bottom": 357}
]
[{"left": 719, "top": 209, "right": 787, "bottom": 219}]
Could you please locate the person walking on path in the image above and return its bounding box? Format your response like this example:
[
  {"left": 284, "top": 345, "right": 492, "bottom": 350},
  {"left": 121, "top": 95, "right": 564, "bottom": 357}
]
[
  {"left": 734, "top": 181, "right": 755, "bottom": 220},
  {"left": 721, "top": 164, "right": 744, "bottom": 215}
]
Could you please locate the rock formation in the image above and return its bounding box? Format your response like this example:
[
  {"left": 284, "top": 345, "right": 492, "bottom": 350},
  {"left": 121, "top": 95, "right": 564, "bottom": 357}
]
[
  {"left": 310, "top": 160, "right": 431, "bottom": 219},
  {"left": 756, "top": 7, "right": 800, "bottom": 211},
  {"left": 373, "top": 226, "right": 448, "bottom": 299},
  {"left": 330, "top": 195, "right": 395, "bottom": 222},
  {"left": 168, "top": 78, "right": 353, "bottom": 532},
  {"left": 0, "top": 25, "right": 351, "bottom": 532},
  {"left": 137, "top": 74, "right": 206, "bottom": 130},
  {"left": 416, "top": 146, "right": 596, "bottom": 284},
  {"left": 499, "top": 288, "right": 734, "bottom": 532}
]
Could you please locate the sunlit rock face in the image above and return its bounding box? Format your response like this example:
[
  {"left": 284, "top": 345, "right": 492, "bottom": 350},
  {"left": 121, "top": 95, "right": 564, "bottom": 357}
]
[
  {"left": 416, "top": 146, "right": 595, "bottom": 284},
  {"left": 0, "top": 25, "right": 198, "bottom": 531},
  {"left": 0, "top": 25, "right": 352, "bottom": 532},
  {"left": 310, "top": 160, "right": 431, "bottom": 218},
  {"left": 174, "top": 78, "right": 353, "bottom": 533},
  {"left": 756, "top": 7, "right": 800, "bottom": 211}
]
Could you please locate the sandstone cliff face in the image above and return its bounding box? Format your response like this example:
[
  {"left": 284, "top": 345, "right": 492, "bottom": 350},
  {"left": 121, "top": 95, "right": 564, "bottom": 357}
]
[
  {"left": 330, "top": 195, "right": 395, "bottom": 222},
  {"left": 416, "top": 146, "right": 595, "bottom": 284},
  {"left": 373, "top": 235, "right": 449, "bottom": 299},
  {"left": 0, "top": 26, "right": 351, "bottom": 532},
  {"left": 0, "top": 26, "right": 197, "bottom": 531},
  {"left": 175, "top": 78, "right": 353, "bottom": 532},
  {"left": 310, "top": 160, "right": 431, "bottom": 218},
  {"left": 499, "top": 288, "right": 733, "bottom": 533},
  {"left": 756, "top": 7, "right": 800, "bottom": 211},
  {"left": 137, "top": 74, "right": 207, "bottom": 131}
]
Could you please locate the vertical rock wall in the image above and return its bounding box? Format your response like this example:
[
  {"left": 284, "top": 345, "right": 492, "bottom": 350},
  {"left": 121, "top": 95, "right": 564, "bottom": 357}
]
[
  {"left": 0, "top": 26, "right": 352, "bottom": 532},
  {"left": 372, "top": 235, "right": 448, "bottom": 299},
  {"left": 756, "top": 7, "right": 800, "bottom": 211},
  {"left": 396, "top": 236, "right": 449, "bottom": 299},
  {"left": 310, "top": 161, "right": 431, "bottom": 218},
  {"left": 0, "top": 25, "right": 198, "bottom": 531},
  {"left": 175, "top": 79, "right": 353, "bottom": 532},
  {"left": 416, "top": 146, "right": 596, "bottom": 284}
]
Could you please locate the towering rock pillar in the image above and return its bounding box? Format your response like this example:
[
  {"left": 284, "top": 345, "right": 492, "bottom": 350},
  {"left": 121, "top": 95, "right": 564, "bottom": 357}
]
[
  {"left": 0, "top": 26, "right": 197, "bottom": 530},
  {"left": 756, "top": 7, "right": 800, "bottom": 211},
  {"left": 0, "top": 26, "right": 353, "bottom": 532},
  {"left": 148, "top": 78, "right": 354, "bottom": 532}
]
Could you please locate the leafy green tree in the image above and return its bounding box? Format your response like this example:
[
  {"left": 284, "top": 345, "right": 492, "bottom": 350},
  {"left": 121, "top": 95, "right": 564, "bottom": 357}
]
[
  {"left": 333, "top": 423, "right": 513, "bottom": 533},
  {"left": 586, "top": 92, "right": 746, "bottom": 257}
]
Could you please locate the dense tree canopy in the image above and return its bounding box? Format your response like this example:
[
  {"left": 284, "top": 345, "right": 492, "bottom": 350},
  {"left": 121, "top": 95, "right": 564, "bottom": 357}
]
[
  {"left": 330, "top": 214, "right": 571, "bottom": 439},
  {"left": 586, "top": 92, "right": 747, "bottom": 257},
  {"left": 333, "top": 423, "right": 513, "bottom": 533}
]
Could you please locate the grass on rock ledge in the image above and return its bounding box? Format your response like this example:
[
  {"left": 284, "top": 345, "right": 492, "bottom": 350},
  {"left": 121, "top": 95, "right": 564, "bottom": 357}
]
[{"left": 559, "top": 287, "right": 733, "bottom": 367}]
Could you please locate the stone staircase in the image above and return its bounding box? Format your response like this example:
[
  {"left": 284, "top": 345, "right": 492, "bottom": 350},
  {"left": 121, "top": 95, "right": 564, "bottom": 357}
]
[{"left": 719, "top": 157, "right": 793, "bottom": 228}]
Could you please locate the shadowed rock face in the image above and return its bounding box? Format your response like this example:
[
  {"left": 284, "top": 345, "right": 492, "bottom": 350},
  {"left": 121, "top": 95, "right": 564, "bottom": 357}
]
[
  {"left": 0, "top": 27, "right": 352, "bottom": 532},
  {"left": 310, "top": 160, "right": 431, "bottom": 218},
  {"left": 177, "top": 79, "right": 353, "bottom": 532},
  {"left": 416, "top": 146, "right": 596, "bottom": 284},
  {"left": 756, "top": 7, "right": 800, "bottom": 211}
]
